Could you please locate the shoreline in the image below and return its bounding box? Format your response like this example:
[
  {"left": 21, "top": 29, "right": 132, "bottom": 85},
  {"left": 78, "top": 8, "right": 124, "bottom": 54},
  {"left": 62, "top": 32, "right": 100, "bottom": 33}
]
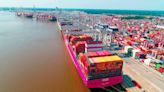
[{"left": 1, "top": 8, "right": 164, "bottom": 16}]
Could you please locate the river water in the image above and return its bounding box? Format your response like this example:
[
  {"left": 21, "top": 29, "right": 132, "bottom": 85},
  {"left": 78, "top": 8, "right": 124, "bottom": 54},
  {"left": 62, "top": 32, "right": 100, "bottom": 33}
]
[{"left": 0, "top": 11, "right": 90, "bottom": 92}]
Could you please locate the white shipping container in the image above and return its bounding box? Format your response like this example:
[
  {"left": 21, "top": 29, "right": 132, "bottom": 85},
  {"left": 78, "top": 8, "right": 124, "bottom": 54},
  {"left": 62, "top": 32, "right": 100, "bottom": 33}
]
[
  {"left": 132, "top": 49, "right": 140, "bottom": 58},
  {"left": 86, "top": 44, "right": 103, "bottom": 47},
  {"left": 144, "top": 59, "right": 152, "bottom": 66},
  {"left": 124, "top": 46, "right": 133, "bottom": 53},
  {"left": 86, "top": 48, "right": 103, "bottom": 52}
]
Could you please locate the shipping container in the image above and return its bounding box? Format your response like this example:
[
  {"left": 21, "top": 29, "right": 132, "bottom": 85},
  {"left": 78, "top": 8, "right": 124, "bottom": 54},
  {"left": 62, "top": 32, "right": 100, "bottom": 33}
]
[
  {"left": 85, "top": 56, "right": 123, "bottom": 80},
  {"left": 86, "top": 50, "right": 112, "bottom": 58},
  {"left": 132, "top": 49, "right": 141, "bottom": 58},
  {"left": 124, "top": 46, "right": 133, "bottom": 53},
  {"left": 144, "top": 58, "right": 152, "bottom": 66}
]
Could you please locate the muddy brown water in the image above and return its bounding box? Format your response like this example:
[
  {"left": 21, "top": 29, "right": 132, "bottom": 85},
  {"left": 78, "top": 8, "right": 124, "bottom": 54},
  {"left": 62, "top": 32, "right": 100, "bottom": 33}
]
[{"left": 0, "top": 12, "right": 90, "bottom": 92}]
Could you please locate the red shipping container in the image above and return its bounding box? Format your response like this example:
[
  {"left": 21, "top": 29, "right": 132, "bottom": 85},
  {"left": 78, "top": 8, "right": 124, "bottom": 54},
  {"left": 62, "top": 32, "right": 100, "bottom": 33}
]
[
  {"left": 96, "top": 63, "right": 106, "bottom": 71},
  {"left": 159, "top": 66, "right": 163, "bottom": 73},
  {"left": 87, "top": 50, "right": 112, "bottom": 58},
  {"left": 87, "top": 52, "right": 98, "bottom": 57},
  {"left": 74, "top": 41, "right": 86, "bottom": 54},
  {"left": 79, "top": 53, "right": 87, "bottom": 63}
]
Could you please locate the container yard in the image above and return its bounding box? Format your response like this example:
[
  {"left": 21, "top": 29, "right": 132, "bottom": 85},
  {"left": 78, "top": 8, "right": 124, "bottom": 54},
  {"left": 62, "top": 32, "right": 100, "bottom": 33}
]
[{"left": 57, "top": 10, "right": 164, "bottom": 92}]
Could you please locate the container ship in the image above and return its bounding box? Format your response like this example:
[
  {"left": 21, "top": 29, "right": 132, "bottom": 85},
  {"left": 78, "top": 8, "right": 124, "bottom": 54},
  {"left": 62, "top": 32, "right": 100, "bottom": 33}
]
[
  {"left": 23, "top": 12, "right": 34, "bottom": 18},
  {"left": 16, "top": 12, "right": 33, "bottom": 18},
  {"left": 61, "top": 29, "right": 123, "bottom": 88},
  {"left": 36, "top": 13, "right": 57, "bottom": 22}
]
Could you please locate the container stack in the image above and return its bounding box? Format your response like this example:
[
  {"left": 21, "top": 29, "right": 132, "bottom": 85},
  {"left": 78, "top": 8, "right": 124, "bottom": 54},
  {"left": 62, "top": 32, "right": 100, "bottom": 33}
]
[
  {"left": 68, "top": 35, "right": 94, "bottom": 55},
  {"left": 111, "top": 18, "right": 164, "bottom": 74},
  {"left": 156, "top": 63, "right": 164, "bottom": 73},
  {"left": 78, "top": 54, "right": 123, "bottom": 80},
  {"left": 74, "top": 41, "right": 86, "bottom": 55},
  {"left": 85, "top": 41, "right": 103, "bottom": 52},
  {"left": 86, "top": 50, "right": 112, "bottom": 58},
  {"left": 70, "top": 35, "right": 93, "bottom": 45}
]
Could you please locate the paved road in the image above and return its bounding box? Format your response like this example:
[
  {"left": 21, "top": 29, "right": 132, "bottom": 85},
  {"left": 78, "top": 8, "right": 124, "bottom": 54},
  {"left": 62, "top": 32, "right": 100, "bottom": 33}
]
[{"left": 123, "top": 57, "right": 164, "bottom": 92}]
